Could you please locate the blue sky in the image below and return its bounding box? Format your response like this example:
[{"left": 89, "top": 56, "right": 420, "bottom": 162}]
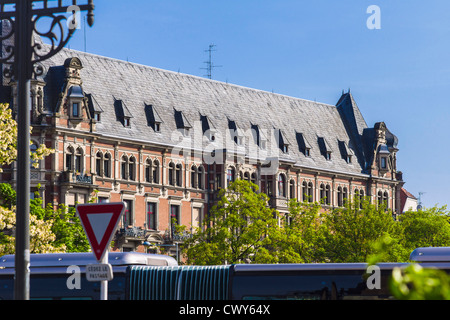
[{"left": 64, "top": 0, "right": 450, "bottom": 209}]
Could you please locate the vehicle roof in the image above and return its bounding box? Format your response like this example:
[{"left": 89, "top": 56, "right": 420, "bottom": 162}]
[
  {"left": 0, "top": 252, "right": 177, "bottom": 269},
  {"left": 409, "top": 247, "right": 450, "bottom": 262},
  {"left": 232, "top": 262, "right": 407, "bottom": 272}
]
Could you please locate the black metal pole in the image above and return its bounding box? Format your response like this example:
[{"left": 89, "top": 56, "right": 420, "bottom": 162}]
[{"left": 14, "top": 0, "right": 32, "bottom": 301}]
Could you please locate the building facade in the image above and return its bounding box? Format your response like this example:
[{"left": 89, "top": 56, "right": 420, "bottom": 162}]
[{"left": 0, "top": 38, "right": 405, "bottom": 256}]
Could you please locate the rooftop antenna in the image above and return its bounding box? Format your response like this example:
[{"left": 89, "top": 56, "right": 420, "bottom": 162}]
[
  {"left": 83, "top": 16, "right": 87, "bottom": 52},
  {"left": 418, "top": 192, "right": 426, "bottom": 210},
  {"left": 201, "top": 44, "right": 222, "bottom": 79}
]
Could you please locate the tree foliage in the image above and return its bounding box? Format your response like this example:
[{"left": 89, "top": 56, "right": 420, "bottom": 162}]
[
  {"left": 0, "top": 183, "right": 90, "bottom": 256},
  {"left": 0, "top": 103, "right": 53, "bottom": 172},
  {"left": 390, "top": 264, "right": 450, "bottom": 300},
  {"left": 181, "top": 180, "right": 450, "bottom": 266},
  {"left": 318, "top": 198, "right": 400, "bottom": 263},
  {"left": 182, "top": 180, "right": 280, "bottom": 265}
]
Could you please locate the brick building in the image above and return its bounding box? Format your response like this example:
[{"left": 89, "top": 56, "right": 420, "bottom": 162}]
[{"left": 0, "top": 36, "right": 404, "bottom": 256}]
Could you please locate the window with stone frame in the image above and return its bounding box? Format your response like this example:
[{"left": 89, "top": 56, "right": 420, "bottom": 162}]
[
  {"left": 147, "top": 202, "right": 157, "bottom": 230},
  {"left": 103, "top": 153, "right": 111, "bottom": 178}
]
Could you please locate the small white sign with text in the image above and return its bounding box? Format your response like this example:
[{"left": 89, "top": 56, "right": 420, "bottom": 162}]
[{"left": 86, "top": 264, "right": 113, "bottom": 282}]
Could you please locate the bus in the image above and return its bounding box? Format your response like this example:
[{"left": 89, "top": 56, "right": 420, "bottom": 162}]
[
  {"left": 1, "top": 247, "right": 450, "bottom": 300},
  {"left": 0, "top": 252, "right": 177, "bottom": 300},
  {"left": 126, "top": 247, "right": 450, "bottom": 300}
]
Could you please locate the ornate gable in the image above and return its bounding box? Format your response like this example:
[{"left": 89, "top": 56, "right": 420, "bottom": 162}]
[{"left": 54, "top": 57, "right": 92, "bottom": 130}]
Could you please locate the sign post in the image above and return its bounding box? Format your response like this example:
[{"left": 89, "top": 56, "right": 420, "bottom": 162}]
[{"left": 76, "top": 202, "right": 125, "bottom": 300}]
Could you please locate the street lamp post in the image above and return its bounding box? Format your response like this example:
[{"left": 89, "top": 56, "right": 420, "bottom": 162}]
[{"left": 0, "top": 0, "right": 94, "bottom": 300}]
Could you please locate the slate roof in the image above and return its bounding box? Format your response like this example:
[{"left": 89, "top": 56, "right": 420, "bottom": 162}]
[{"left": 5, "top": 41, "right": 374, "bottom": 176}]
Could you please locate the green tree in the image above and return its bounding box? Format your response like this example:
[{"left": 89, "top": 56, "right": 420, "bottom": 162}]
[
  {"left": 182, "top": 179, "right": 281, "bottom": 265},
  {"left": 0, "top": 183, "right": 89, "bottom": 255},
  {"left": 274, "top": 199, "right": 324, "bottom": 263},
  {"left": 0, "top": 201, "right": 66, "bottom": 255},
  {"left": 398, "top": 206, "right": 450, "bottom": 253},
  {"left": 0, "top": 103, "right": 53, "bottom": 172},
  {"left": 390, "top": 264, "right": 450, "bottom": 300},
  {"left": 319, "top": 198, "right": 400, "bottom": 263}
]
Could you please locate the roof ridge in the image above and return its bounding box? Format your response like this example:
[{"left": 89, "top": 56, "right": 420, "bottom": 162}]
[{"left": 53, "top": 45, "right": 337, "bottom": 108}]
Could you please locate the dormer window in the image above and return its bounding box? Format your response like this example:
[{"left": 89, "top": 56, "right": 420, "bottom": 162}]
[
  {"left": 86, "top": 94, "right": 104, "bottom": 123},
  {"left": 251, "top": 124, "right": 267, "bottom": 150},
  {"left": 261, "top": 139, "right": 267, "bottom": 150},
  {"left": 378, "top": 144, "right": 390, "bottom": 171},
  {"left": 114, "top": 99, "right": 133, "bottom": 128},
  {"left": 305, "top": 148, "right": 311, "bottom": 157},
  {"left": 200, "top": 114, "right": 217, "bottom": 141},
  {"left": 296, "top": 132, "right": 312, "bottom": 157},
  {"left": 72, "top": 102, "right": 80, "bottom": 117},
  {"left": 145, "top": 104, "right": 163, "bottom": 133},
  {"left": 174, "top": 109, "right": 192, "bottom": 137},
  {"left": 67, "top": 85, "right": 84, "bottom": 121},
  {"left": 381, "top": 157, "right": 387, "bottom": 169},
  {"left": 276, "top": 129, "right": 290, "bottom": 154},
  {"left": 318, "top": 137, "right": 333, "bottom": 161},
  {"left": 228, "top": 119, "right": 245, "bottom": 147}
]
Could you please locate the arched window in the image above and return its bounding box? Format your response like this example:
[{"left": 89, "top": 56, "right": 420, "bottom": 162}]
[
  {"left": 121, "top": 155, "right": 128, "bottom": 180},
  {"left": 175, "top": 163, "right": 182, "bottom": 187},
  {"left": 104, "top": 153, "right": 111, "bottom": 178},
  {"left": 337, "top": 186, "right": 343, "bottom": 207},
  {"left": 197, "top": 166, "right": 204, "bottom": 189},
  {"left": 384, "top": 191, "right": 389, "bottom": 209},
  {"left": 343, "top": 187, "right": 348, "bottom": 204},
  {"left": 227, "top": 167, "right": 235, "bottom": 187},
  {"left": 152, "top": 160, "right": 159, "bottom": 184},
  {"left": 30, "top": 142, "right": 38, "bottom": 169},
  {"left": 378, "top": 191, "right": 383, "bottom": 207},
  {"left": 191, "top": 165, "right": 198, "bottom": 188},
  {"left": 65, "top": 146, "right": 74, "bottom": 171},
  {"left": 320, "top": 184, "right": 326, "bottom": 203},
  {"left": 278, "top": 174, "right": 286, "bottom": 197},
  {"left": 359, "top": 189, "right": 364, "bottom": 209},
  {"left": 75, "top": 147, "right": 83, "bottom": 173},
  {"left": 250, "top": 173, "right": 257, "bottom": 185},
  {"left": 96, "top": 151, "right": 102, "bottom": 176},
  {"left": 325, "top": 185, "right": 331, "bottom": 205},
  {"left": 308, "top": 182, "right": 314, "bottom": 203},
  {"left": 129, "top": 156, "right": 136, "bottom": 181},
  {"left": 289, "top": 179, "right": 295, "bottom": 199},
  {"left": 243, "top": 172, "right": 250, "bottom": 182},
  {"left": 302, "top": 181, "right": 308, "bottom": 202},
  {"left": 168, "top": 162, "right": 175, "bottom": 186},
  {"left": 145, "top": 159, "right": 152, "bottom": 183}
]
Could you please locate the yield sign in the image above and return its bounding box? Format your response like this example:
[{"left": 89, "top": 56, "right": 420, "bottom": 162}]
[{"left": 76, "top": 202, "right": 125, "bottom": 262}]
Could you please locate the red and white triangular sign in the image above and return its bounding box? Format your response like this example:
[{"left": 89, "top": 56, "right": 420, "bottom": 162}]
[{"left": 76, "top": 202, "right": 125, "bottom": 262}]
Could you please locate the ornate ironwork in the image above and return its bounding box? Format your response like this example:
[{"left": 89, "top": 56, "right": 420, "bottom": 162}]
[
  {"left": 0, "top": 0, "right": 95, "bottom": 78},
  {"left": 120, "top": 226, "right": 147, "bottom": 239}
]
